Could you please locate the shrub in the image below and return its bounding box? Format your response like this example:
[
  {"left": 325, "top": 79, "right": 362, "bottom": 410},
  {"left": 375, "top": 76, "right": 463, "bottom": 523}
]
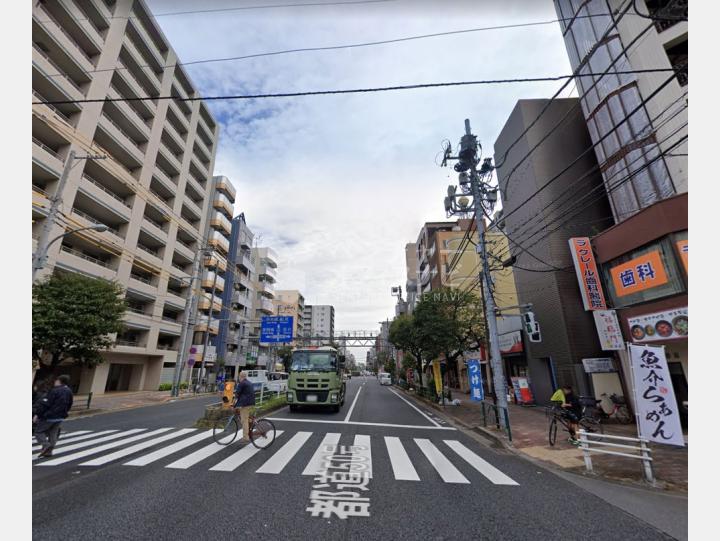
[{"left": 158, "top": 383, "right": 172, "bottom": 391}]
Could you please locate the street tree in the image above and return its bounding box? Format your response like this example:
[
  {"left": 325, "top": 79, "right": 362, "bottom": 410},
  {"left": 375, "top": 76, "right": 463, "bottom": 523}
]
[
  {"left": 32, "top": 272, "right": 127, "bottom": 380},
  {"left": 277, "top": 345, "right": 294, "bottom": 372},
  {"left": 388, "top": 314, "right": 427, "bottom": 388}
]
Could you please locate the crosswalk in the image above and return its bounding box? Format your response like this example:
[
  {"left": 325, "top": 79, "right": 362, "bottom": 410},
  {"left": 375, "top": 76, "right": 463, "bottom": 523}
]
[{"left": 32, "top": 427, "right": 519, "bottom": 486}]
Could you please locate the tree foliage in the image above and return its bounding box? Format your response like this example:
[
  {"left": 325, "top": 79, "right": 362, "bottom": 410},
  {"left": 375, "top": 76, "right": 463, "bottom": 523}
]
[
  {"left": 277, "top": 345, "right": 294, "bottom": 372},
  {"left": 32, "top": 273, "right": 127, "bottom": 374}
]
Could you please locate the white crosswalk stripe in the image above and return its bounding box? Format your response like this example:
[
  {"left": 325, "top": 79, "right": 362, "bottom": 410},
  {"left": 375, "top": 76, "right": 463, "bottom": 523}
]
[
  {"left": 32, "top": 430, "right": 91, "bottom": 445},
  {"left": 32, "top": 427, "right": 520, "bottom": 486},
  {"left": 256, "top": 431, "right": 312, "bottom": 474},
  {"left": 38, "top": 429, "right": 172, "bottom": 466},
  {"left": 210, "top": 431, "right": 285, "bottom": 472},
  {"left": 384, "top": 436, "right": 419, "bottom": 481},
  {"left": 444, "top": 440, "right": 519, "bottom": 486},
  {"left": 302, "top": 433, "right": 341, "bottom": 476},
  {"left": 32, "top": 430, "right": 118, "bottom": 451},
  {"left": 79, "top": 429, "right": 196, "bottom": 466},
  {"left": 414, "top": 438, "right": 470, "bottom": 484}
]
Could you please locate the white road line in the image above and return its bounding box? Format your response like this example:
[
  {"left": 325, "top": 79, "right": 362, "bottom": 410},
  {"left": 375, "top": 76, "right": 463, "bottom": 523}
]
[
  {"left": 302, "top": 433, "right": 341, "bottom": 476},
  {"left": 384, "top": 437, "right": 419, "bottom": 481},
  {"left": 414, "top": 438, "right": 469, "bottom": 484},
  {"left": 32, "top": 430, "right": 91, "bottom": 444},
  {"left": 210, "top": 431, "right": 285, "bottom": 472},
  {"left": 38, "top": 429, "right": 172, "bottom": 466},
  {"left": 165, "top": 433, "right": 238, "bottom": 469},
  {"left": 444, "top": 440, "right": 519, "bottom": 486},
  {"left": 343, "top": 386, "right": 362, "bottom": 422},
  {"left": 79, "top": 429, "right": 196, "bottom": 466},
  {"left": 32, "top": 431, "right": 116, "bottom": 451},
  {"left": 32, "top": 429, "right": 147, "bottom": 460},
  {"left": 353, "top": 434, "right": 372, "bottom": 479},
  {"left": 266, "top": 418, "right": 455, "bottom": 431},
  {"left": 387, "top": 388, "right": 440, "bottom": 427},
  {"left": 124, "top": 430, "right": 214, "bottom": 466},
  {"left": 256, "top": 431, "right": 313, "bottom": 474}
]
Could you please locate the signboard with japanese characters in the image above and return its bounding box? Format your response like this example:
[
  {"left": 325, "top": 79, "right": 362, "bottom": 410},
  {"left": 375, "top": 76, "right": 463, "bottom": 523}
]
[
  {"left": 499, "top": 331, "right": 523, "bottom": 355},
  {"left": 628, "top": 344, "right": 684, "bottom": 447},
  {"left": 510, "top": 377, "right": 534, "bottom": 405},
  {"left": 627, "top": 307, "right": 688, "bottom": 343},
  {"left": 467, "top": 359, "right": 484, "bottom": 401},
  {"left": 610, "top": 250, "right": 669, "bottom": 297},
  {"left": 593, "top": 310, "right": 624, "bottom": 350},
  {"left": 569, "top": 237, "right": 607, "bottom": 311},
  {"left": 581, "top": 358, "right": 616, "bottom": 373},
  {"left": 675, "top": 240, "right": 688, "bottom": 273}
]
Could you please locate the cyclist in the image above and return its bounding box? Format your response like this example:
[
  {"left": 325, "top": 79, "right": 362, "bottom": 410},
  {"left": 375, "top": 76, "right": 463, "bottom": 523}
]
[
  {"left": 233, "top": 371, "right": 255, "bottom": 444},
  {"left": 550, "top": 384, "right": 582, "bottom": 445}
]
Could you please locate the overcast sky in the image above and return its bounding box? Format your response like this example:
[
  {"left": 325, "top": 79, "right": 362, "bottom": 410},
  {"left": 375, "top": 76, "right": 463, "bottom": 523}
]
[{"left": 147, "top": 0, "right": 573, "bottom": 354}]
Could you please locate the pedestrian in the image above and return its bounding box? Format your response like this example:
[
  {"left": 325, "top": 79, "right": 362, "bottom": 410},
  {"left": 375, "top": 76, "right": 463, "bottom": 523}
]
[
  {"left": 33, "top": 375, "right": 74, "bottom": 458},
  {"left": 233, "top": 371, "right": 255, "bottom": 444}
]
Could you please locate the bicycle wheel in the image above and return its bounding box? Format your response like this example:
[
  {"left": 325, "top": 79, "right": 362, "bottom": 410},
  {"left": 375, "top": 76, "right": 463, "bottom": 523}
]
[
  {"left": 579, "top": 417, "right": 604, "bottom": 441},
  {"left": 548, "top": 418, "right": 558, "bottom": 446},
  {"left": 251, "top": 418, "right": 276, "bottom": 449},
  {"left": 616, "top": 405, "right": 633, "bottom": 424},
  {"left": 213, "top": 416, "right": 238, "bottom": 445}
]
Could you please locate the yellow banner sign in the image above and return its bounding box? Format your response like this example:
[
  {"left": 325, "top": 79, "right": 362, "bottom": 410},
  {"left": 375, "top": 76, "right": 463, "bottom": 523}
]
[{"left": 432, "top": 360, "right": 443, "bottom": 395}]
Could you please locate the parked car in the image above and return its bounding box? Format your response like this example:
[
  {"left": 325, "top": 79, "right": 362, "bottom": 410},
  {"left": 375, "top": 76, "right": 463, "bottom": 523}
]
[{"left": 379, "top": 372, "right": 392, "bottom": 386}]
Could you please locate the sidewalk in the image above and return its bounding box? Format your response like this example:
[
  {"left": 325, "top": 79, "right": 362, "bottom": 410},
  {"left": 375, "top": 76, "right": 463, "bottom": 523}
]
[
  {"left": 68, "top": 390, "right": 215, "bottom": 417},
  {"left": 402, "top": 387, "right": 688, "bottom": 492}
]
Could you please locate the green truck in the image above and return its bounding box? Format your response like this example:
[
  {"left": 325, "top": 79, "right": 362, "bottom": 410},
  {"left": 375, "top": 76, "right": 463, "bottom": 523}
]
[{"left": 287, "top": 346, "right": 346, "bottom": 412}]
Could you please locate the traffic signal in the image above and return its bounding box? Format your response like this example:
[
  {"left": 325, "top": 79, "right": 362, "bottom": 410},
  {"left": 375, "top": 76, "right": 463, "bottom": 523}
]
[{"left": 523, "top": 312, "right": 542, "bottom": 342}]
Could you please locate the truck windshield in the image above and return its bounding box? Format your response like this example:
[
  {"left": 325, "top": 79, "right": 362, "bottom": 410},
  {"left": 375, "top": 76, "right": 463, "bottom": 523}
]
[{"left": 291, "top": 352, "right": 337, "bottom": 372}]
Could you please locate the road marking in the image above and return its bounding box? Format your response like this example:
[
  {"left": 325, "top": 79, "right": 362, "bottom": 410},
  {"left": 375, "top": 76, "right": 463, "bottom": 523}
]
[
  {"left": 256, "top": 431, "right": 312, "bottom": 474},
  {"left": 302, "top": 433, "right": 341, "bottom": 476},
  {"left": 79, "top": 429, "right": 196, "bottom": 466},
  {"left": 444, "top": 440, "right": 519, "bottom": 485},
  {"left": 267, "top": 418, "right": 455, "bottom": 430},
  {"left": 32, "top": 430, "right": 117, "bottom": 451},
  {"left": 210, "top": 431, "right": 285, "bottom": 472},
  {"left": 343, "top": 386, "right": 362, "bottom": 422},
  {"left": 387, "top": 389, "right": 441, "bottom": 427},
  {"left": 124, "top": 430, "right": 214, "bottom": 466},
  {"left": 38, "top": 429, "right": 172, "bottom": 466},
  {"left": 414, "top": 438, "right": 469, "bottom": 484},
  {"left": 32, "top": 429, "right": 147, "bottom": 460},
  {"left": 32, "top": 430, "right": 91, "bottom": 444},
  {"left": 384, "top": 437, "right": 419, "bottom": 481},
  {"left": 353, "top": 434, "right": 372, "bottom": 478},
  {"left": 165, "top": 433, "right": 237, "bottom": 469}
]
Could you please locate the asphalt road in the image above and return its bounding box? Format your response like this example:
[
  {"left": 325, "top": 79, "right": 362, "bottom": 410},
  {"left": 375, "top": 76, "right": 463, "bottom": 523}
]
[{"left": 32, "top": 376, "right": 675, "bottom": 540}]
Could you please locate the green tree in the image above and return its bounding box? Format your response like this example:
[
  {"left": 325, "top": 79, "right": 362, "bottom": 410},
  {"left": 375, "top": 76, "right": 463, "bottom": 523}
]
[
  {"left": 388, "top": 314, "right": 427, "bottom": 388},
  {"left": 33, "top": 273, "right": 127, "bottom": 379},
  {"left": 277, "top": 345, "right": 294, "bottom": 372}
]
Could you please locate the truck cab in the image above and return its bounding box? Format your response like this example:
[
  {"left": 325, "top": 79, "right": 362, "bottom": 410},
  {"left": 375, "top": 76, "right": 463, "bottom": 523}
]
[{"left": 287, "top": 346, "right": 346, "bottom": 412}]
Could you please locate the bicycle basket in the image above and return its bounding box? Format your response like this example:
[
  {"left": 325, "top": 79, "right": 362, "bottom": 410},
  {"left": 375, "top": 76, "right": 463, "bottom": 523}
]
[{"left": 579, "top": 396, "right": 599, "bottom": 407}]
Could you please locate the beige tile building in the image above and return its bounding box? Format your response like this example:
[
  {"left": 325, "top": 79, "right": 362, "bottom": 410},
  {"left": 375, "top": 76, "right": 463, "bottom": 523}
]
[
  {"left": 272, "top": 290, "right": 306, "bottom": 347},
  {"left": 250, "top": 247, "right": 279, "bottom": 367},
  {"left": 32, "top": 0, "right": 219, "bottom": 394}
]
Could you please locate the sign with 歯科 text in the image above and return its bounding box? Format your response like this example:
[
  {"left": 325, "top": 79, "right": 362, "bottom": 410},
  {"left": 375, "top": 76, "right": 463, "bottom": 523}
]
[
  {"left": 467, "top": 359, "right": 484, "bottom": 401},
  {"left": 593, "top": 310, "right": 624, "bottom": 350},
  {"left": 675, "top": 240, "right": 688, "bottom": 273},
  {"left": 627, "top": 307, "right": 688, "bottom": 342},
  {"left": 582, "top": 358, "right": 616, "bottom": 373},
  {"left": 569, "top": 237, "right": 607, "bottom": 311},
  {"left": 629, "top": 344, "right": 684, "bottom": 447},
  {"left": 610, "top": 251, "right": 668, "bottom": 297}
]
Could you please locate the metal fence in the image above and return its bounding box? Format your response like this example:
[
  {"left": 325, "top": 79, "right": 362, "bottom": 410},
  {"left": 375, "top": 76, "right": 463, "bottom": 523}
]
[
  {"left": 578, "top": 430, "right": 654, "bottom": 484},
  {"left": 479, "top": 400, "right": 512, "bottom": 443}
]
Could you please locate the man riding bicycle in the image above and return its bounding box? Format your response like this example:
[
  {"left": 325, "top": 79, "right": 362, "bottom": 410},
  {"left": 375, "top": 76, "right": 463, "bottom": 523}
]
[
  {"left": 550, "top": 384, "right": 582, "bottom": 445},
  {"left": 233, "top": 371, "right": 256, "bottom": 444}
]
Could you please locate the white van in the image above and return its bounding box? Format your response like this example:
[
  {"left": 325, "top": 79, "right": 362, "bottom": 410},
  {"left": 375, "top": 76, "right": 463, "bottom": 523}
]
[
  {"left": 246, "top": 370, "right": 268, "bottom": 391},
  {"left": 266, "top": 372, "right": 289, "bottom": 393}
]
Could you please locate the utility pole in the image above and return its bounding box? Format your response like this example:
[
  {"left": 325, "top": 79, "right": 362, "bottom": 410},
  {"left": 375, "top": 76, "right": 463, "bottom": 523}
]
[
  {"left": 441, "top": 119, "right": 511, "bottom": 434},
  {"left": 171, "top": 247, "right": 210, "bottom": 397}
]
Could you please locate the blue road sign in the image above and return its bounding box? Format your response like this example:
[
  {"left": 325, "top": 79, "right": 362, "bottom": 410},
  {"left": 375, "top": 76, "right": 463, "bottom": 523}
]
[
  {"left": 467, "top": 359, "right": 484, "bottom": 401},
  {"left": 260, "top": 316, "right": 294, "bottom": 343}
]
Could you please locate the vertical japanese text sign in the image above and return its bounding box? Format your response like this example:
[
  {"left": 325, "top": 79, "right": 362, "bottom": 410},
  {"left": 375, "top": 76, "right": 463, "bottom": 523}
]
[
  {"left": 628, "top": 344, "right": 684, "bottom": 447},
  {"left": 569, "top": 237, "right": 607, "bottom": 310},
  {"left": 467, "top": 359, "right": 484, "bottom": 401}
]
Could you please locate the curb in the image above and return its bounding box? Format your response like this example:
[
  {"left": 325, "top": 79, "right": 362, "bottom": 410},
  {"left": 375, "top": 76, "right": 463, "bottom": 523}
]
[{"left": 64, "top": 393, "right": 217, "bottom": 420}]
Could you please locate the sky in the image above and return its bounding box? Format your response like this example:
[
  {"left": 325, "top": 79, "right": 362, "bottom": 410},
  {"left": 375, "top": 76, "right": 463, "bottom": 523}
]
[{"left": 146, "top": 0, "right": 574, "bottom": 354}]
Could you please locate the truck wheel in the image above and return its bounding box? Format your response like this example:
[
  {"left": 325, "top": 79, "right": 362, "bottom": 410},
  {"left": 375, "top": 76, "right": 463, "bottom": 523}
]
[
  {"left": 289, "top": 405, "right": 299, "bottom": 412},
  {"left": 332, "top": 404, "right": 340, "bottom": 413}
]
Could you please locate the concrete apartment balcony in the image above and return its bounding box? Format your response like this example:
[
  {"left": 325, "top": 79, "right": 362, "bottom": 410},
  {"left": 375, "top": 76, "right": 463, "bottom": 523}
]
[
  {"left": 210, "top": 211, "right": 232, "bottom": 236},
  {"left": 258, "top": 298, "right": 274, "bottom": 314},
  {"left": 209, "top": 231, "right": 230, "bottom": 254},
  {"left": 202, "top": 270, "right": 225, "bottom": 292},
  {"left": 197, "top": 293, "right": 222, "bottom": 312},
  {"left": 194, "top": 316, "right": 219, "bottom": 335},
  {"left": 32, "top": 43, "right": 86, "bottom": 101},
  {"left": 213, "top": 192, "right": 233, "bottom": 218},
  {"left": 204, "top": 252, "right": 227, "bottom": 273},
  {"left": 239, "top": 252, "right": 255, "bottom": 273},
  {"left": 215, "top": 176, "right": 236, "bottom": 201},
  {"left": 258, "top": 280, "right": 274, "bottom": 297}
]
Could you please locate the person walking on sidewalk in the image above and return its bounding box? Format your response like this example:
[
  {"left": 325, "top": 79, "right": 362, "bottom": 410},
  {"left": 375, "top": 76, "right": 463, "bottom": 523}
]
[
  {"left": 33, "top": 375, "right": 74, "bottom": 457},
  {"left": 233, "top": 371, "right": 255, "bottom": 444},
  {"left": 550, "top": 384, "right": 582, "bottom": 445}
]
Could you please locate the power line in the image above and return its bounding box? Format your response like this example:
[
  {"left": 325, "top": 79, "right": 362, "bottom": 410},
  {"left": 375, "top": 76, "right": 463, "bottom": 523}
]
[{"left": 32, "top": 68, "right": 678, "bottom": 106}]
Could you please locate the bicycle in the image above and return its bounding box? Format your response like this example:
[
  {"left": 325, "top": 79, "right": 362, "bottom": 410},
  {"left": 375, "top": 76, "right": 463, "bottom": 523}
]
[
  {"left": 590, "top": 393, "right": 632, "bottom": 424},
  {"left": 212, "top": 404, "right": 276, "bottom": 449},
  {"left": 547, "top": 403, "right": 603, "bottom": 446}
]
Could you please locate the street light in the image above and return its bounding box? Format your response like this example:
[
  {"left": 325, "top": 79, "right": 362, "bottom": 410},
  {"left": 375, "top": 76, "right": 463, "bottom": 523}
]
[{"left": 32, "top": 223, "right": 110, "bottom": 280}]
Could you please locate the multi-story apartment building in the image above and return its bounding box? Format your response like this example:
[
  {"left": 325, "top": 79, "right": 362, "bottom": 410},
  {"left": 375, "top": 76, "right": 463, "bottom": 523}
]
[
  {"left": 305, "top": 305, "right": 335, "bottom": 345},
  {"left": 32, "top": 0, "right": 219, "bottom": 394},
  {"left": 250, "top": 247, "right": 279, "bottom": 367},
  {"left": 405, "top": 243, "right": 419, "bottom": 313},
  {"left": 553, "top": 0, "right": 688, "bottom": 423},
  {"left": 272, "top": 290, "right": 306, "bottom": 346},
  {"left": 215, "top": 213, "right": 256, "bottom": 378}
]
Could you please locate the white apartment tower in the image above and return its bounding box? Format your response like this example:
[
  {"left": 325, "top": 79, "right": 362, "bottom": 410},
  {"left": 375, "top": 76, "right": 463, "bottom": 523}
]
[
  {"left": 250, "top": 247, "right": 279, "bottom": 367},
  {"left": 32, "top": 0, "right": 219, "bottom": 394},
  {"left": 305, "top": 305, "right": 335, "bottom": 345}
]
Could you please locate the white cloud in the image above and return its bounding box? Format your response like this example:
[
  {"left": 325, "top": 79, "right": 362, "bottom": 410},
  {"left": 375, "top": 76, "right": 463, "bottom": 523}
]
[{"left": 148, "top": 0, "right": 572, "bottom": 332}]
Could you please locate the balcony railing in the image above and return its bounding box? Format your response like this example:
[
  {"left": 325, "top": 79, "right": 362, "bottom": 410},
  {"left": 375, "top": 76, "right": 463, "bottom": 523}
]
[
  {"left": 37, "top": 3, "right": 96, "bottom": 66},
  {"left": 32, "top": 42, "right": 85, "bottom": 95},
  {"left": 82, "top": 173, "right": 131, "bottom": 207},
  {"left": 137, "top": 243, "right": 160, "bottom": 258},
  {"left": 72, "top": 208, "right": 122, "bottom": 238},
  {"left": 143, "top": 214, "right": 166, "bottom": 231},
  {"left": 32, "top": 184, "right": 49, "bottom": 197},
  {"left": 32, "top": 137, "right": 62, "bottom": 161},
  {"left": 130, "top": 272, "right": 152, "bottom": 285},
  {"left": 101, "top": 112, "right": 144, "bottom": 153},
  {"left": 116, "top": 61, "right": 154, "bottom": 106},
  {"left": 115, "top": 338, "right": 140, "bottom": 347},
  {"left": 32, "top": 90, "right": 72, "bottom": 124},
  {"left": 60, "top": 245, "right": 110, "bottom": 268}
]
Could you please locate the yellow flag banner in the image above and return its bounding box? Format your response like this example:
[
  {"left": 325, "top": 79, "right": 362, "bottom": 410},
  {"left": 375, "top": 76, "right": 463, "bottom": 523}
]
[{"left": 432, "top": 360, "right": 443, "bottom": 395}]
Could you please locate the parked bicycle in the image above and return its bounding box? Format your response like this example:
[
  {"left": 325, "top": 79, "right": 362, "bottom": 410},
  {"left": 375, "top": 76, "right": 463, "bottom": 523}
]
[
  {"left": 588, "top": 393, "right": 632, "bottom": 424},
  {"left": 547, "top": 403, "right": 603, "bottom": 446},
  {"left": 212, "top": 406, "right": 276, "bottom": 449}
]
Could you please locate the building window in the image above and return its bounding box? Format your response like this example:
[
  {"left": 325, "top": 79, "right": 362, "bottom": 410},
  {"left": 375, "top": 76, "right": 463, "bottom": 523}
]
[
  {"left": 665, "top": 39, "right": 688, "bottom": 87},
  {"left": 645, "top": 0, "right": 688, "bottom": 33}
]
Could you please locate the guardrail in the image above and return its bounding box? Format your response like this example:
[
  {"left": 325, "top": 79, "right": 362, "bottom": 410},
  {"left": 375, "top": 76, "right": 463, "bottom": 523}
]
[{"left": 578, "top": 430, "right": 654, "bottom": 484}]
